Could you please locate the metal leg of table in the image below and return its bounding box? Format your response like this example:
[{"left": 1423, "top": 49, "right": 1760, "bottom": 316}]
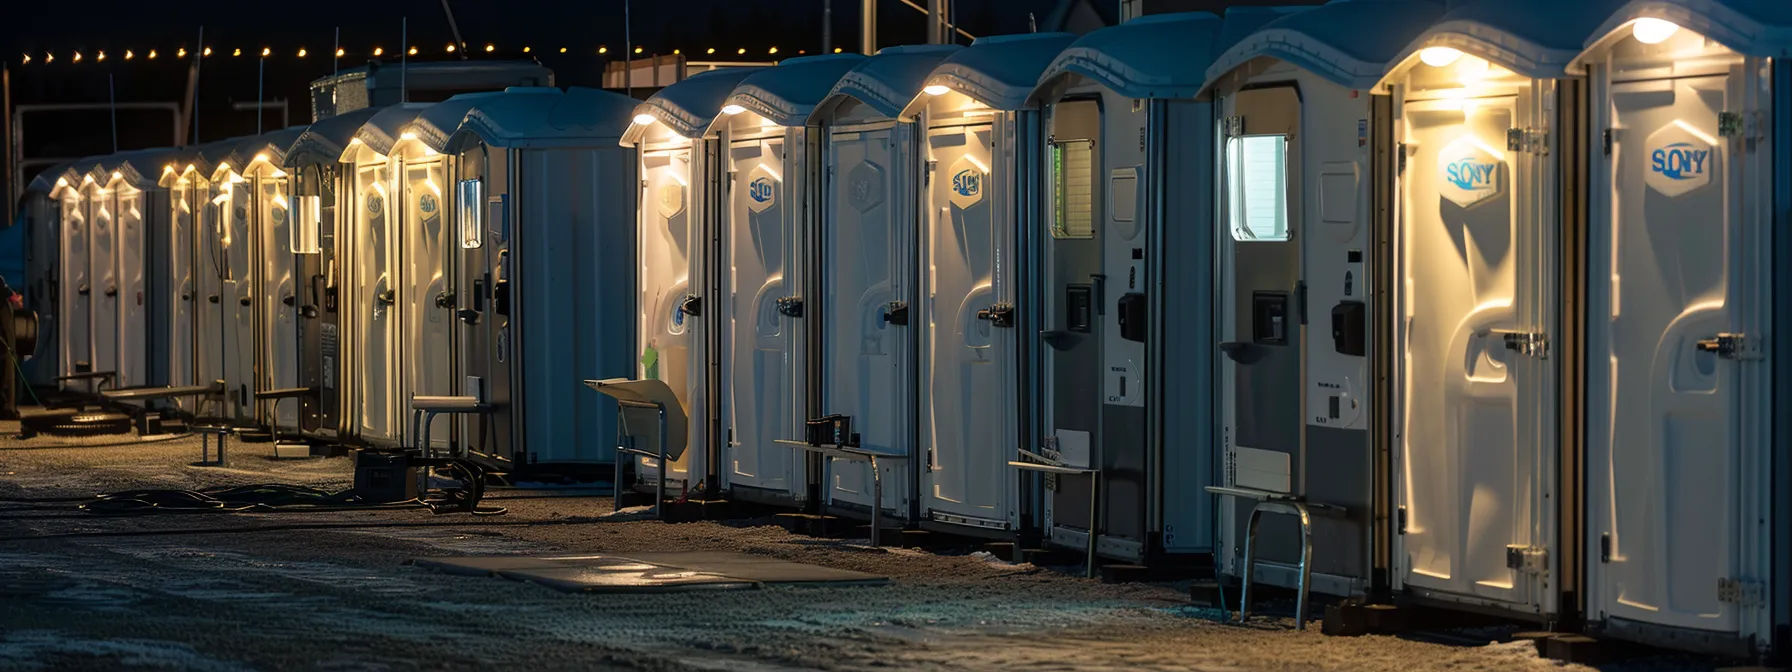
[
  {"left": 613, "top": 418, "right": 625, "bottom": 513},
  {"left": 1086, "top": 475, "right": 1099, "bottom": 578},
  {"left": 653, "top": 405, "right": 667, "bottom": 520},
  {"left": 1238, "top": 501, "right": 1316, "bottom": 630},
  {"left": 869, "top": 455, "right": 882, "bottom": 548}
]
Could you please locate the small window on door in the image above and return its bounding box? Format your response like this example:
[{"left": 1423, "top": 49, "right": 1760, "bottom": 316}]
[
  {"left": 1226, "top": 135, "right": 1290, "bottom": 241},
  {"left": 1050, "top": 139, "right": 1095, "bottom": 239},
  {"left": 458, "top": 179, "right": 484, "bottom": 249}
]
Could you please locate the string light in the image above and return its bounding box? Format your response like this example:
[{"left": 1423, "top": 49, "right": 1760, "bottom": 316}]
[
  {"left": 20, "top": 54, "right": 29, "bottom": 65},
  {"left": 373, "top": 47, "right": 384, "bottom": 56},
  {"left": 232, "top": 48, "right": 242, "bottom": 57},
  {"left": 148, "top": 50, "right": 157, "bottom": 59},
  {"left": 737, "top": 47, "right": 746, "bottom": 55},
  {"left": 177, "top": 48, "right": 187, "bottom": 58},
  {"left": 598, "top": 46, "right": 608, "bottom": 54},
  {"left": 45, "top": 53, "right": 53, "bottom": 63},
  {"left": 96, "top": 51, "right": 106, "bottom": 62},
  {"left": 522, "top": 46, "right": 531, "bottom": 53},
  {"left": 408, "top": 46, "right": 418, "bottom": 55},
  {"left": 768, "top": 46, "right": 778, "bottom": 54},
  {"left": 485, "top": 44, "right": 495, "bottom": 52},
  {"left": 124, "top": 50, "right": 134, "bottom": 60},
  {"left": 296, "top": 48, "right": 306, "bottom": 58},
  {"left": 202, "top": 47, "right": 212, "bottom": 56},
  {"left": 559, "top": 47, "right": 567, "bottom": 53},
  {"left": 262, "top": 47, "right": 272, "bottom": 57},
  {"left": 634, "top": 46, "right": 643, "bottom": 54},
  {"left": 446, "top": 44, "right": 456, "bottom": 53},
  {"left": 336, "top": 48, "right": 345, "bottom": 57},
  {"left": 72, "top": 52, "right": 82, "bottom": 63},
  {"left": 673, "top": 49, "right": 681, "bottom": 55}
]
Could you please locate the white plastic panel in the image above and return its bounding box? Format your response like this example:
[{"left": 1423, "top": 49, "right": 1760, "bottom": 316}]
[
  {"left": 353, "top": 162, "right": 399, "bottom": 441},
  {"left": 261, "top": 176, "right": 299, "bottom": 428},
  {"left": 723, "top": 137, "right": 801, "bottom": 497},
  {"left": 223, "top": 179, "right": 255, "bottom": 418},
  {"left": 920, "top": 122, "right": 1012, "bottom": 527},
  {"left": 88, "top": 187, "right": 118, "bottom": 387},
  {"left": 405, "top": 158, "right": 454, "bottom": 447},
  {"left": 637, "top": 147, "right": 699, "bottom": 485},
  {"left": 825, "top": 126, "right": 913, "bottom": 515},
  {"left": 58, "top": 191, "right": 89, "bottom": 390},
  {"left": 1396, "top": 90, "right": 1549, "bottom": 611},
  {"left": 115, "top": 186, "right": 146, "bottom": 389},
  {"left": 1593, "top": 72, "right": 1739, "bottom": 634},
  {"left": 169, "top": 185, "right": 198, "bottom": 411},
  {"left": 196, "top": 182, "right": 225, "bottom": 403}
]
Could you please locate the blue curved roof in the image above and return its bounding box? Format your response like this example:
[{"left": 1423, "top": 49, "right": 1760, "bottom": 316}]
[
  {"left": 1579, "top": 0, "right": 1792, "bottom": 60},
  {"left": 815, "top": 45, "right": 962, "bottom": 121},
  {"left": 190, "top": 139, "right": 241, "bottom": 177},
  {"left": 25, "top": 163, "right": 71, "bottom": 195},
  {"left": 415, "top": 89, "right": 536, "bottom": 151},
  {"left": 1206, "top": 0, "right": 1448, "bottom": 92},
  {"left": 446, "top": 87, "right": 638, "bottom": 151},
  {"left": 284, "top": 107, "right": 384, "bottom": 167},
  {"left": 1385, "top": 0, "right": 1623, "bottom": 80},
  {"left": 109, "top": 148, "right": 187, "bottom": 187},
  {"left": 631, "top": 68, "right": 764, "bottom": 139},
  {"left": 1036, "top": 10, "right": 1297, "bottom": 100},
  {"left": 720, "top": 54, "right": 864, "bottom": 128},
  {"left": 353, "top": 103, "right": 433, "bottom": 156},
  {"left": 917, "top": 32, "right": 1078, "bottom": 111}
]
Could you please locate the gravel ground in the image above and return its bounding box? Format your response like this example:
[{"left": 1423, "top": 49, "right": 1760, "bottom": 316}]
[{"left": 0, "top": 423, "right": 1728, "bottom": 671}]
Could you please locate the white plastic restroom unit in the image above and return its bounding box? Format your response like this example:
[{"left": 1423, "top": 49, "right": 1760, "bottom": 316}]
[
  {"left": 621, "top": 67, "right": 767, "bottom": 497},
  {"left": 806, "top": 44, "right": 962, "bottom": 524},
  {"left": 281, "top": 106, "right": 387, "bottom": 438},
  {"left": 1198, "top": 0, "right": 1443, "bottom": 600},
  {"left": 1569, "top": 0, "right": 1789, "bottom": 658},
  {"left": 224, "top": 128, "right": 311, "bottom": 433},
  {"left": 1369, "top": 0, "right": 1623, "bottom": 625},
  {"left": 39, "top": 165, "right": 83, "bottom": 392},
  {"left": 339, "top": 103, "right": 433, "bottom": 448},
  {"left": 701, "top": 54, "right": 867, "bottom": 506},
  {"left": 1020, "top": 10, "right": 1284, "bottom": 564},
  {"left": 890, "top": 32, "right": 1077, "bottom": 537},
  {"left": 96, "top": 148, "right": 184, "bottom": 394},
  {"left": 408, "top": 86, "right": 641, "bottom": 467},
  {"left": 160, "top": 139, "right": 240, "bottom": 416},
  {"left": 20, "top": 167, "right": 66, "bottom": 388}
]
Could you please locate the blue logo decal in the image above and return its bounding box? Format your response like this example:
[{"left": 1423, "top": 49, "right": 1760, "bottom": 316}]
[
  {"left": 1444, "top": 158, "right": 1497, "bottom": 192},
  {"left": 749, "top": 176, "right": 775, "bottom": 204},
  {"left": 952, "top": 168, "right": 981, "bottom": 198},
  {"left": 1651, "top": 142, "right": 1711, "bottom": 181},
  {"left": 419, "top": 193, "right": 438, "bottom": 214}
]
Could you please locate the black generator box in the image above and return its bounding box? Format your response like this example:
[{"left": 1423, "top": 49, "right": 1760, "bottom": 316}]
[
  {"left": 353, "top": 451, "right": 419, "bottom": 503},
  {"left": 806, "top": 414, "right": 856, "bottom": 447}
]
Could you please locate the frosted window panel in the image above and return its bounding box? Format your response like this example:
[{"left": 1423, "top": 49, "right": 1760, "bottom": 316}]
[
  {"left": 1051, "top": 140, "right": 1094, "bottom": 239},
  {"left": 459, "top": 179, "right": 484, "bottom": 249},
  {"left": 1227, "top": 135, "right": 1290, "bottom": 241}
]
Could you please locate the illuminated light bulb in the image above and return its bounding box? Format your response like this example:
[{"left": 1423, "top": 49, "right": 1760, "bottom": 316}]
[
  {"left": 560, "top": 47, "right": 568, "bottom": 53},
  {"left": 400, "top": 132, "right": 417, "bottom": 141},
  {"left": 1419, "top": 47, "right": 1463, "bottom": 68},
  {"left": 298, "top": 48, "right": 307, "bottom": 57},
  {"left": 112, "top": 171, "right": 122, "bottom": 180},
  {"left": 72, "top": 52, "right": 82, "bottom": 63},
  {"left": 373, "top": 47, "right": 384, "bottom": 56},
  {"left": 408, "top": 46, "right": 418, "bottom": 56},
  {"left": 177, "top": 48, "right": 187, "bottom": 58},
  {"left": 834, "top": 47, "right": 843, "bottom": 53},
  {"left": 522, "top": 46, "right": 531, "bottom": 53},
  {"left": 203, "top": 47, "right": 213, "bottom": 56},
  {"left": 1633, "top": 18, "right": 1679, "bottom": 45},
  {"left": 634, "top": 46, "right": 643, "bottom": 54},
  {"left": 673, "top": 49, "right": 681, "bottom": 55},
  {"left": 485, "top": 44, "right": 495, "bottom": 52},
  {"left": 232, "top": 48, "right": 241, "bottom": 57},
  {"left": 737, "top": 47, "right": 746, "bottom": 55},
  {"left": 96, "top": 51, "right": 106, "bottom": 62},
  {"left": 706, "top": 48, "right": 716, "bottom": 54},
  {"left": 124, "top": 50, "right": 134, "bottom": 60},
  {"left": 923, "top": 84, "right": 950, "bottom": 96},
  {"left": 447, "top": 44, "right": 457, "bottom": 53},
  {"left": 21, "top": 54, "right": 29, "bottom": 64},
  {"left": 262, "top": 47, "right": 272, "bottom": 57},
  {"left": 337, "top": 48, "right": 345, "bottom": 57},
  {"left": 721, "top": 104, "right": 746, "bottom": 115},
  {"left": 599, "top": 46, "right": 608, "bottom": 54},
  {"left": 148, "top": 50, "right": 157, "bottom": 59},
  {"left": 768, "top": 46, "right": 778, "bottom": 54},
  {"left": 633, "top": 113, "right": 657, "bottom": 126}
]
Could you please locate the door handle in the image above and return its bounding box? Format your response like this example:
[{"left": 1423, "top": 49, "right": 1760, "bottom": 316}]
[
  {"left": 435, "top": 291, "right": 455, "bottom": 309},
  {"left": 103, "top": 286, "right": 117, "bottom": 298},
  {"left": 282, "top": 294, "right": 296, "bottom": 307},
  {"left": 238, "top": 296, "right": 252, "bottom": 307},
  {"left": 883, "top": 301, "right": 910, "bottom": 326},
  {"left": 376, "top": 289, "right": 396, "bottom": 306},
  {"left": 975, "top": 303, "right": 1015, "bottom": 328},
  {"left": 1696, "top": 333, "right": 1758, "bottom": 360}
]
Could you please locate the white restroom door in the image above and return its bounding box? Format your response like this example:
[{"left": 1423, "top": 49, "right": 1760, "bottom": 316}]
[
  {"left": 60, "top": 194, "right": 90, "bottom": 389},
  {"left": 724, "top": 137, "right": 798, "bottom": 495},
  {"left": 261, "top": 177, "right": 299, "bottom": 427},
  {"left": 117, "top": 188, "right": 146, "bottom": 388},
  {"left": 170, "top": 187, "right": 197, "bottom": 408},
  {"left": 89, "top": 192, "right": 118, "bottom": 385},
  {"left": 1396, "top": 90, "right": 1551, "bottom": 611},
  {"left": 355, "top": 163, "right": 398, "bottom": 440},
  {"left": 225, "top": 180, "right": 256, "bottom": 417},
  {"left": 639, "top": 147, "right": 697, "bottom": 484},
  {"left": 826, "top": 126, "right": 911, "bottom": 514},
  {"left": 921, "top": 122, "right": 1009, "bottom": 525},
  {"left": 1593, "top": 72, "right": 1741, "bottom": 633},
  {"left": 405, "top": 159, "right": 453, "bottom": 447}
]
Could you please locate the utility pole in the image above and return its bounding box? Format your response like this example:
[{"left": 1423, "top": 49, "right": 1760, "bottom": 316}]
[
  {"left": 861, "top": 0, "right": 876, "bottom": 54},
  {"left": 822, "top": 0, "right": 833, "bottom": 56},
  {"left": 440, "top": 0, "right": 469, "bottom": 59},
  {"left": 624, "top": 0, "right": 634, "bottom": 99}
]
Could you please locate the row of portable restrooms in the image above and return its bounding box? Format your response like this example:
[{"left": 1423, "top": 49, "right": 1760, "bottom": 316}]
[
  {"left": 18, "top": 0, "right": 1789, "bottom": 658},
  {"left": 25, "top": 86, "right": 637, "bottom": 465}
]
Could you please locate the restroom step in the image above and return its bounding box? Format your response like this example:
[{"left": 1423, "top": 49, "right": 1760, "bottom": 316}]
[
  {"left": 1323, "top": 600, "right": 1408, "bottom": 636},
  {"left": 1542, "top": 635, "right": 1616, "bottom": 665}
]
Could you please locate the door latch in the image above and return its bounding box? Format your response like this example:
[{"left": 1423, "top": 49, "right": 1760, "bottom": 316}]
[
  {"left": 883, "top": 301, "right": 910, "bottom": 326},
  {"left": 435, "top": 290, "right": 455, "bottom": 309},
  {"left": 678, "top": 294, "right": 702, "bottom": 318},
  {"left": 1491, "top": 329, "right": 1548, "bottom": 359},
  {"left": 376, "top": 289, "right": 396, "bottom": 306},
  {"left": 1507, "top": 127, "right": 1549, "bottom": 155},
  {"left": 976, "top": 302, "right": 1015, "bottom": 328},
  {"left": 1718, "top": 577, "right": 1764, "bottom": 605},
  {"left": 1696, "top": 333, "right": 1761, "bottom": 360},
  {"left": 776, "top": 296, "right": 804, "bottom": 318},
  {"left": 1506, "top": 545, "right": 1548, "bottom": 575}
]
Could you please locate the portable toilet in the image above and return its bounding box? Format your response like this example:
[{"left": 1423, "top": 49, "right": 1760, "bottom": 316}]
[
  {"left": 98, "top": 149, "right": 181, "bottom": 391},
  {"left": 892, "top": 33, "right": 1075, "bottom": 537},
  {"left": 21, "top": 167, "right": 65, "bottom": 388},
  {"left": 228, "top": 128, "right": 310, "bottom": 433},
  {"left": 621, "top": 68, "right": 763, "bottom": 495},
  {"left": 341, "top": 104, "right": 432, "bottom": 447},
  {"left": 1199, "top": 0, "right": 1443, "bottom": 608},
  {"left": 283, "top": 106, "right": 385, "bottom": 438},
  {"left": 206, "top": 142, "right": 266, "bottom": 420},
  {"left": 1570, "top": 1, "right": 1790, "bottom": 657},
  {"left": 160, "top": 141, "right": 237, "bottom": 416},
  {"left": 807, "top": 44, "right": 962, "bottom": 524},
  {"left": 1372, "top": 0, "right": 1620, "bottom": 623},
  {"left": 1025, "top": 11, "right": 1282, "bottom": 564},
  {"left": 48, "top": 164, "right": 94, "bottom": 391},
  {"left": 414, "top": 86, "right": 640, "bottom": 467},
  {"left": 702, "top": 55, "right": 863, "bottom": 506}
]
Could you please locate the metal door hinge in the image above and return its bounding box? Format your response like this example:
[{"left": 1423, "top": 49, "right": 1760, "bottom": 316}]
[
  {"left": 1696, "top": 333, "right": 1762, "bottom": 360},
  {"left": 1506, "top": 545, "right": 1548, "bottom": 575},
  {"left": 1718, "top": 578, "right": 1764, "bottom": 606},
  {"left": 976, "top": 302, "right": 1015, "bottom": 328},
  {"left": 925, "top": 159, "right": 937, "bottom": 186},
  {"left": 1717, "top": 111, "right": 1762, "bottom": 140},
  {"left": 1396, "top": 142, "right": 1408, "bottom": 175},
  {"left": 1507, "top": 127, "right": 1549, "bottom": 155},
  {"left": 1599, "top": 533, "right": 1612, "bottom": 563},
  {"left": 1492, "top": 329, "right": 1549, "bottom": 359},
  {"left": 1396, "top": 506, "right": 1407, "bottom": 535},
  {"left": 1602, "top": 129, "right": 1615, "bottom": 156},
  {"left": 926, "top": 449, "right": 935, "bottom": 472},
  {"left": 776, "top": 296, "right": 803, "bottom": 318},
  {"left": 1223, "top": 116, "right": 1245, "bottom": 138}
]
